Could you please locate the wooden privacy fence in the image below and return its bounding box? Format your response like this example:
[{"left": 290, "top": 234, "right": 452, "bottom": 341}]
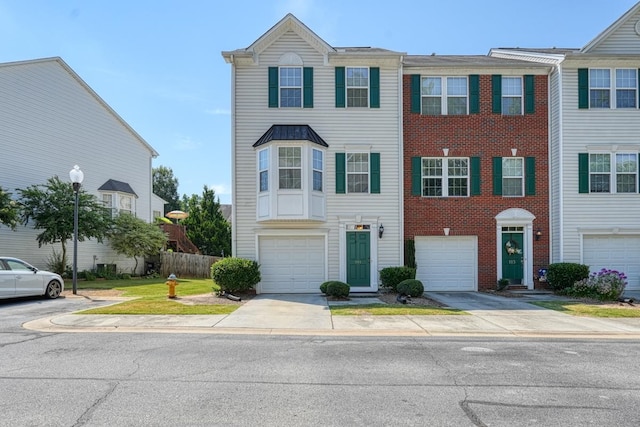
[{"left": 159, "top": 252, "right": 221, "bottom": 278}]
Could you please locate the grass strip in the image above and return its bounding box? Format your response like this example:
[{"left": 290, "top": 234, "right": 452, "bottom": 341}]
[{"left": 530, "top": 301, "right": 640, "bottom": 318}]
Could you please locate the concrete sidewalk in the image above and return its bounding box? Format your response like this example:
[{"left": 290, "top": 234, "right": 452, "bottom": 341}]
[{"left": 23, "top": 291, "right": 640, "bottom": 338}]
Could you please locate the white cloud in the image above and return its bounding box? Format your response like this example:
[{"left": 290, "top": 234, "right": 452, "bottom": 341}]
[
  {"left": 211, "top": 184, "right": 231, "bottom": 195},
  {"left": 205, "top": 108, "right": 231, "bottom": 115},
  {"left": 173, "top": 135, "right": 201, "bottom": 151}
]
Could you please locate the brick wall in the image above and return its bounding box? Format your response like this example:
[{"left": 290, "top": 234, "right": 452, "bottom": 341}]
[{"left": 403, "top": 74, "right": 549, "bottom": 289}]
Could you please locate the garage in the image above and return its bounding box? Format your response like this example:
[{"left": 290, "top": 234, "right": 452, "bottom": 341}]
[
  {"left": 583, "top": 235, "right": 640, "bottom": 291},
  {"left": 414, "top": 236, "right": 477, "bottom": 291},
  {"left": 258, "top": 236, "right": 326, "bottom": 293}
]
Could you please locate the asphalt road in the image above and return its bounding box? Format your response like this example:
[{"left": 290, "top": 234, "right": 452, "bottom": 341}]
[{"left": 1, "top": 297, "right": 640, "bottom": 426}]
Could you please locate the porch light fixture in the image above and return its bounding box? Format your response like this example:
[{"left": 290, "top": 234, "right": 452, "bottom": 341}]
[
  {"left": 378, "top": 224, "right": 384, "bottom": 239},
  {"left": 535, "top": 229, "right": 542, "bottom": 241},
  {"left": 69, "top": 165, "right": 84, "bottom": 295}
]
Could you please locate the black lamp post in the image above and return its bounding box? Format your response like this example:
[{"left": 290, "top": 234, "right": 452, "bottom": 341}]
[{"left": 69, "top": 165, "right": 84, "bottom": 295}]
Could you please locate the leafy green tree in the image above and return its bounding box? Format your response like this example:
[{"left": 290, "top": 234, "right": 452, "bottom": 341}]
[
  {"left": 181, "top": 186, "right": 231, "bottom": 256},
  {"left": 108, "top": 213, "right": 168, "bottom": 274},
  {"left": 0, "top": 187, "right": 19, "bottom": 230},
  {"left": 152, "top": 166, "right": 181, "bottom": 214},
  {"left": 17, "top": 176, "right": 113, "bottom": 269}
]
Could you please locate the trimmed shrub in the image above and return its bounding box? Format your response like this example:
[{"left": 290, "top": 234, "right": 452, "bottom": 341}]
[
  {"left": 83, "top": 270, "right": 97, "bottom": 281},
  {"left": 326, "top": 281, "right": 350, "bottom": 298},
  {"left": 396, "top": 279, "right": 424, "bottom": 297},
  {"left": 566, "top": 268, "right": 627, "bottom": 301},
  {"left": 211, "top": 257, "right": 261, "bottom": 293},
  {"left": 546, "top": 263, "right": 590, "bottom": 291},
  {"left": 497, "top": 278, "right": 509, "bottom": 291},
  {"left": 379, "top": 266, "right": 416, "bottom": 292},
  {"left": 320, "top": 281, "right": 341, "bottom": 295}
]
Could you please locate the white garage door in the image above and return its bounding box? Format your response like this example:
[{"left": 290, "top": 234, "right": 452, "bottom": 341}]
[
  {"left": 415, "top": 236, "right": 477, "bottom": 291},
  {"left": 258, "top": 236, "right": 325, "bottom": 293},
  {"left": 583, "top": 235, "right": 640, "bottom": 291}
]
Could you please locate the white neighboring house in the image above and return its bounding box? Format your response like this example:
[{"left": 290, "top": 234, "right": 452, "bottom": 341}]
[
  {"left": 222, "top": 14, "right": 404, "bottom": 293},
  {"left": 491, "top": 3, "right": 640, "bottom": 290},
  {"left": 0, "top": 57, "right": 162, "bottom": 275}
]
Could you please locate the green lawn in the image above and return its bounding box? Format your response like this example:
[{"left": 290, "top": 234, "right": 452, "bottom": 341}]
[
  {"left": 76, "top": 277, "right": 237, "bottom": 315},
  {"left": 530, "top": 301, "right": 640, "bottom": 318},
  {"left": 329, "top": 304, "right": 466, "bottom": 316}
]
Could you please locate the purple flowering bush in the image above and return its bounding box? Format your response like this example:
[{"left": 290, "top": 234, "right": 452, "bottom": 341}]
[{"left": 567, "top": 268, "right": 627, "bottom": 301}]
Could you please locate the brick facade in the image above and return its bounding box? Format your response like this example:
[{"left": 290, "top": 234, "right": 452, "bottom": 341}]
[{"left": 403, "top": 74, "right": 549, "bottom": 290}]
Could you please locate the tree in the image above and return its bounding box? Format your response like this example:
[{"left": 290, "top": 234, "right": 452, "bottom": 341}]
[
  {"left": 181, "top": 186, "right": 231, "bottom": 257},
  {"left": 0, "top": 187, "right": 19, "bottom": 230},
  {"left": 17, "top": 176, "right": 113, "bottom": 270},
  {"left": 152, "top": 166, "right": 181, "bottom": 214},
  {"left": 108, "top": 213, "right": 168, "bottom": 274}
]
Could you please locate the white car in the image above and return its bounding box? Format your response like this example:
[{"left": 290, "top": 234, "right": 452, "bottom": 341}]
[{"left": 0, "top": 257, "right": 64, "bottom": 299}]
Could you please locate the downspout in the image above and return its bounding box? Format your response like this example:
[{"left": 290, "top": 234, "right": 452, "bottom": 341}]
[
  {"left": 556, "top": 60, "right": 565, "bottom": 263},
  {"left": 230, "top": 55, "right": 237, "bottom": 257},
  {"left": 398, "top": 56, "right": 404, "bottom": 266}
]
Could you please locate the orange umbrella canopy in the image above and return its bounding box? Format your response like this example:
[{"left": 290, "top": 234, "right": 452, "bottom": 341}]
[{"left": 166, "top": 210, "right": 189, "bottom": 220}]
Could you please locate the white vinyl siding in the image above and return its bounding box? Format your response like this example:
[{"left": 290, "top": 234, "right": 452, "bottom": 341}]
[
  {"left": 0, "top": 59, "right": 157, "bottom": 274},
  {"left": 230, "top": 28, "right": 402, "bottom": 290}
]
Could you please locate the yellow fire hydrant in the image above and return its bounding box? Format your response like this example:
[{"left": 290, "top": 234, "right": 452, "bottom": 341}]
[{"left": 166, "top": 274, "right": 179, "bottom": 299}]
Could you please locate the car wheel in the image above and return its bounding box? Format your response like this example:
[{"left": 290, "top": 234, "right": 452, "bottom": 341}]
[{"left": 45, "top": 280, "right": 62, "bottom": 299}]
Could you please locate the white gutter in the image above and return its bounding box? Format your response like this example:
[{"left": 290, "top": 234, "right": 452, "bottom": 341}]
[
  {"left": 398, "top": 56, "right": 405, "bottom": 265},
  {"left": 230, "top": 55, "right": 238, "bottom": 256},
  {"left": 557, "top": 60, "right": 565, "bottom": 263}
]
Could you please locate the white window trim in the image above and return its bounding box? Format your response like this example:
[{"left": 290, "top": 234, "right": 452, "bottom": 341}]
[
  {"left": 258, "top": 148, "right": 269, "bottom": 192},
  {"left": 421, "top": 76, "right": 468, "bottom": 115},
  {"left": 278, "top": 146, "right": 302, "bottom": 190},
  {"left": 346, "top": 151, "right": 370, "bottom": 194},
  {"left": 312, "top": 148, "right": 323, "bottom": 192},
  {"left": 421, "top": 157, "right": 470, "bottom": 197},
  {"left": 279, "top": 66, "right": 302, "bottom": 108},
  {"left": 502, "top": 77, "right": 523, "bottom": 116},
  {"left": 502, "top": 157, "right": 524, "bottom": 197},
  {"left": 346, "top": 66, "right": 369, "bottom": 108},
  {"left": 590, "top": 68, "right": 638, "bottom": 109},
  {"left": 588, "top": 151, "right": 638, "bottom": 194}
]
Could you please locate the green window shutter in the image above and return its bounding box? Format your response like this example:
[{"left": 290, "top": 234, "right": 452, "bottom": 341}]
[
  {"left": 578, "top": 153, "right": 589, "bottom": 193},
  {"left": 335, "top": 67, "right": 345, "bottom": 108},
  {"left": 369, "top": 67, "right": 380, "bottom": 108},
  {"left": 578, "top": 68, "right": 589, "bottom": 109},
  {"left": 411, "top": 75, "right": 421, "bottom": 113},
  {"left": 469, "top": 75, "right": 480, "bottom": 114},
  {"left": 492, "top": 75, "right": 502, "bottom": 114},
  {"left": 470, "top": 157, "right": 481, "bottom": 195},
  {"left": 370, "top": 153, "right": 380, "bottom": 193},
  {"left": 268, "top": 67, "right": 278, "bottom": 108},
  {"left": 335, "top": 153, "right": 346, "bottom": 194},
  {"left": 411, "top": 157, "right": 422, "bottom": 196},
  {"left": 524, "top": 75, "right": 535, "bottom": 114},
  {"left": 303, "top": 67, "right": 313, "bottom": 108},
  {"left": 493, "top": 157, "right": 503, "bottom": 195},
  {"left": 525, "top": 157, "right": 536, "bottom": 195}
]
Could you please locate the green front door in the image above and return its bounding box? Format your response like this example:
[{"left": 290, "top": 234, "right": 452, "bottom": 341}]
[
  {"left": 347, "top": 231, "right": 370, "bottom": 287},
  {"left": 502, "top": 232, "right": 524, "bottom": 284}
]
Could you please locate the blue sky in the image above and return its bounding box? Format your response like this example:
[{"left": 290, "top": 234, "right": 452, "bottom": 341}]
[{"left": 0, "top": 0, "right": 637, "bottom": 204}]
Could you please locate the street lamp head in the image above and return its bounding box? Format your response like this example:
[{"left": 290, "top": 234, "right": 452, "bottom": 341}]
[{"left": 69, "top": 165, "right": 84, "bottom": 192}]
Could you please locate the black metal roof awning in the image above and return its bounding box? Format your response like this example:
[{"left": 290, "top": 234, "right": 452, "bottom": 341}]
[
  {"left": 253, "top": 124, "right": 328, "bottom": 148},
  {"left": 98, "top": 179, "right": 138, "bottom": 196}
]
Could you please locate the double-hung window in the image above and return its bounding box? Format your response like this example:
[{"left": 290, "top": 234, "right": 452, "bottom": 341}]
[
  {"left": 587, "top": 68, "right": 637, "bottom": 109},
  {"left": 421, "top": 77, "right": 468, "bottom": 115},
  {"left": 502, "top": 158, "right": 524, "bottom": 196},
  {"left": 346, "top": 67, "right": 369, "bottom": 107},
  {"left": 102, "top": 194, "right": 115, "bottom": 217},
  {"left": 278, "top": 147, "right": 301, "bottom": 189},
  {"left": 259, "top": 149, "right": 269, "bottom": 192},
  {"left": 312, "top": 149, "right": 323, "bottom": 191},
  {"left": 502, "top": 77, "right": 523, "bottom": 115},
  {"left": 347, "top": 153, "right": 369, "bottom": 193},
  {"left": 421, "top": 157, "right": 469, "bottom": 197},
  {"left": 279, "top": 67, "right": 302, "bottom": 107},
  {"left": 589, "top": 153, "right": 637, "bottom": 193}
]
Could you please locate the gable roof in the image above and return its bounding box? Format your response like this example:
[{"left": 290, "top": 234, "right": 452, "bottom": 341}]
[
  {"left": 98, "top": 179, "right": 138, "bottom": 196},
  {"left": 0, "top": 57, "right": 159, "bottom": 158},
  {"left": 222, "top": 13, "right": 334, "bottom": 61},
  {"left": 253, "top": 125, "right": 328, "bottom": 148},
  {"left": 581, "top": 2, "right": 640, "bottom": 53}
]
